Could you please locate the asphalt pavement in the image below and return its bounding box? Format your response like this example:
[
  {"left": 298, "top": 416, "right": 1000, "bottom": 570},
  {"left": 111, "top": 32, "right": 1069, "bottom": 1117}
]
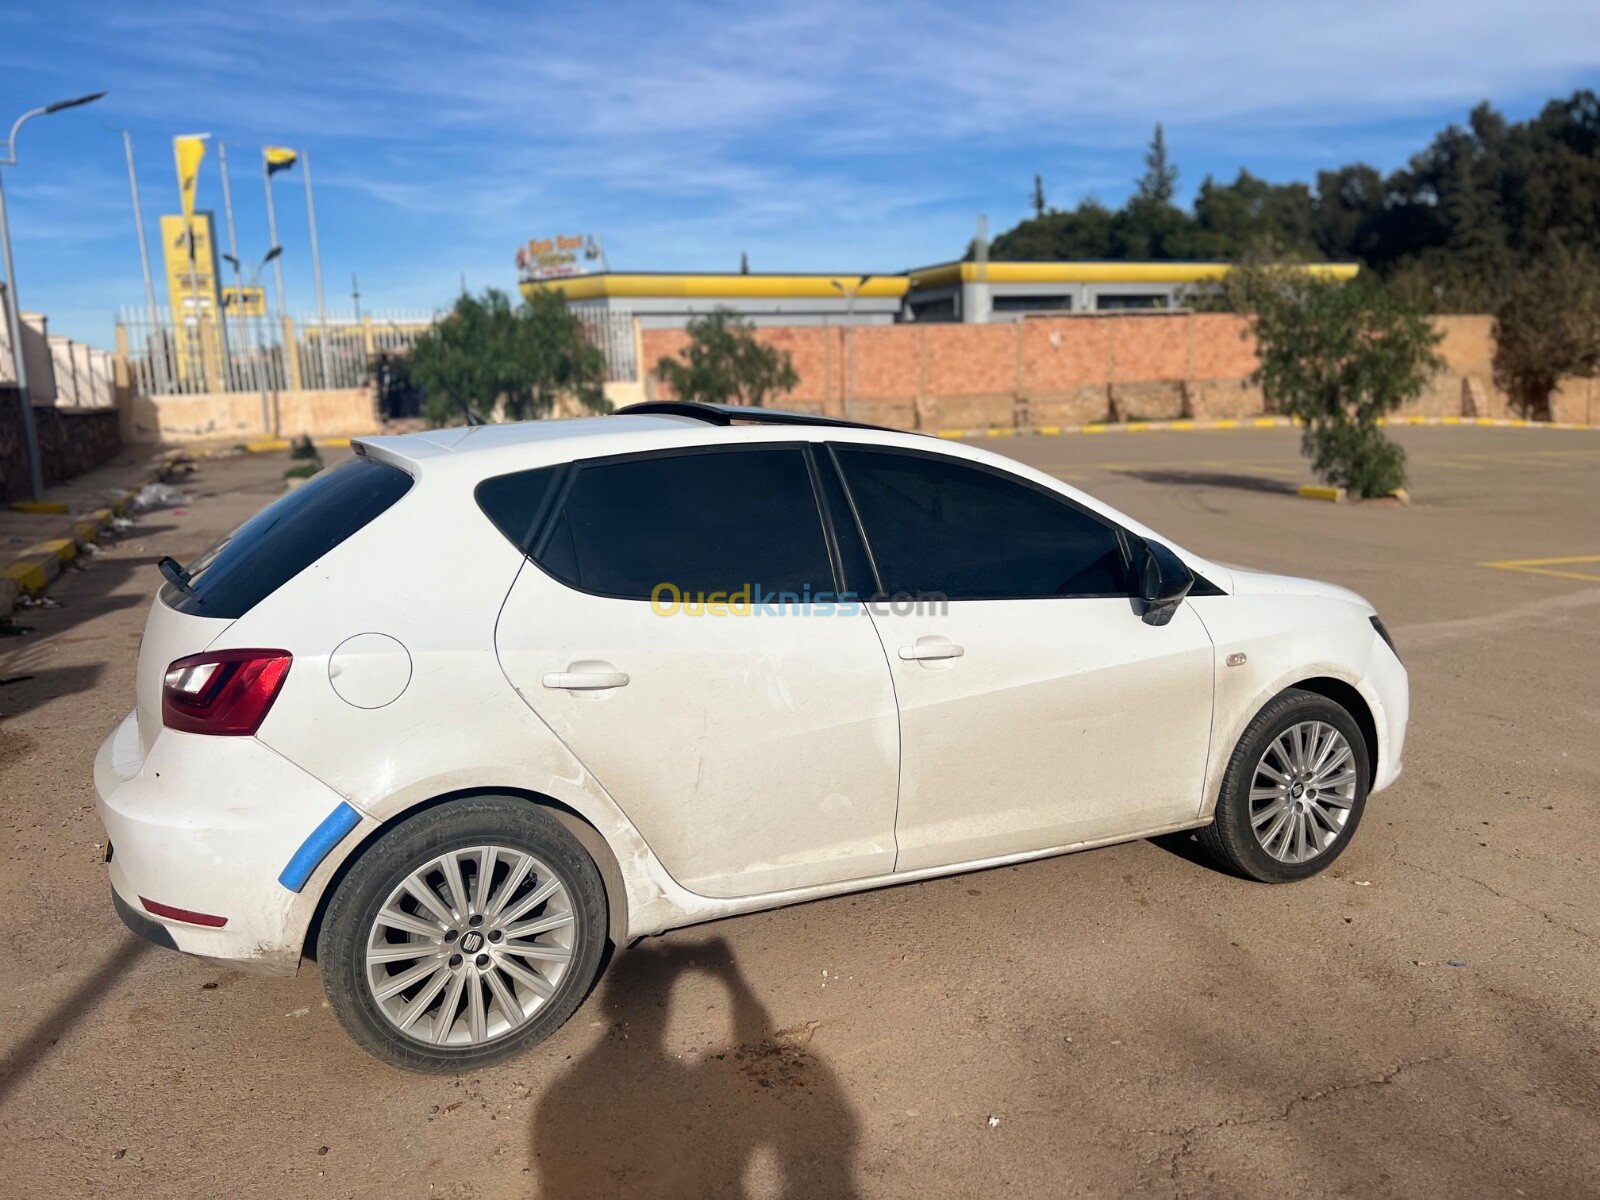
[{"left": 1, "top": 426, "right": 1597, "bottom": 1199}]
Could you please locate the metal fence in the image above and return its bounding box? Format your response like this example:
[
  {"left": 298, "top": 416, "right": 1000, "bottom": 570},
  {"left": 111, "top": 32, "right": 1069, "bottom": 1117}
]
[
  {"left": 119, "top": 305, "right": 639, "bottom": 397},
  {"left": 575, "top": 308, "right": 637, "bottom": 381},
  {"left": 118, "top": 306, "right": 439, "bottom": 396}
]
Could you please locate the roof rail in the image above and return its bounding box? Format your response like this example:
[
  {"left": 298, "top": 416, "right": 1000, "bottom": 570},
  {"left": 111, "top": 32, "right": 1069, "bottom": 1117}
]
[{"left": 614, "top": 401, "right": 905, "bottom": 434}]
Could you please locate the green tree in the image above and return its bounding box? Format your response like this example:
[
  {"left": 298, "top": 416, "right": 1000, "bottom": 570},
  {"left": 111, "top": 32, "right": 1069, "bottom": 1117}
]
[
  {"left": 1136, "top": 123, "right": 1179, "bottom": 206},
  {"left": 1246, "top": 267, "right": 1443, "bottom": 497},
  {"left": 1493, "top": 243, "right": 1600, "bottom": 419},
  {"left": 654, "top": 308, "right": 799, "bottom": 408},
  {"left": 1031, "top": 174, "right": 1047, "bottom": 218},
  {"left": 410, "top": 288, "right": 608, "bottom": 426}
]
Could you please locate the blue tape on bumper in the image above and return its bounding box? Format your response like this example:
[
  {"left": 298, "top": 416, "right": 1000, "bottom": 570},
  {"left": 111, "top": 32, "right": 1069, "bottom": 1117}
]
[{"left": 278, "top": 802, "right": 362, "bottom": 892}]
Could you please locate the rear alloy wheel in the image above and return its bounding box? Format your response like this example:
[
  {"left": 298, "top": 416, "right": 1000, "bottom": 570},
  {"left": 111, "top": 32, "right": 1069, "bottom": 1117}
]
[
  {"left": 318, "top": 797, "right": 607, "bottom": 1071},
  {"left": 1198, "top": 689, "right": 1371, "bottom": 883}
]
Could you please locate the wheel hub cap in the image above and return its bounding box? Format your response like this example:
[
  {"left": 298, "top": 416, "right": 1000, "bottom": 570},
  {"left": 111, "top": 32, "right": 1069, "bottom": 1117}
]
[
  {"left": 1248, "top": 721, "right": 1357, "bottom": 865},
  {"left": 363, "top": 845, "right": 577, "bottom": 1048}
]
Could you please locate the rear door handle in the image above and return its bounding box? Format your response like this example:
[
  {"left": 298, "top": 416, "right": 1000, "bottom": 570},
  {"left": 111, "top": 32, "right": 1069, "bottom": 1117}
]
[
  {"left": 898, "top": 637, "right": 965, "bottom": 662},
  {"left": 542, "top": 669, "right": 630, "bottom": 691}
]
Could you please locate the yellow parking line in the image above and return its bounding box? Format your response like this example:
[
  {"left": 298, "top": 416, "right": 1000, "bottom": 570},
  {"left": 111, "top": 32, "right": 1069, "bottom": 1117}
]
[{"left": 1480, "top": 555, "right": 1600, "bottom": 583}]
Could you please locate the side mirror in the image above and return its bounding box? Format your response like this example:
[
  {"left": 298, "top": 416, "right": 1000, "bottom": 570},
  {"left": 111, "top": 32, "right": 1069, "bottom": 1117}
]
[{"left": 1137, "top": 539, "right": 1194, "bottom": 626}]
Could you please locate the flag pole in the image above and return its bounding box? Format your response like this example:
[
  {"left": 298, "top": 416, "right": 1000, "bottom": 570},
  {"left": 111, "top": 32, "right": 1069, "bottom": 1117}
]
[
  {"left": 302, "top": 149, "right": 331, "bottom": 388},
  {"left": 218, "top": 141, "right": 244, "bottom": 385},
  {"left": 117, "top": 129, "right": 166, "bottom": 392},
  {"left": 262, "top": 147, "right": 287, "bottom": 320}
]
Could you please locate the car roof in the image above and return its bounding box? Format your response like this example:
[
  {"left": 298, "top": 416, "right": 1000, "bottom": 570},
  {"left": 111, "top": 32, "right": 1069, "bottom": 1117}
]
[
  {"left": 352, "top": 405, "right": 928, "bottom": 478},
  {"left": 351, "top": 406, "right": 1219, "bottom": 583}
]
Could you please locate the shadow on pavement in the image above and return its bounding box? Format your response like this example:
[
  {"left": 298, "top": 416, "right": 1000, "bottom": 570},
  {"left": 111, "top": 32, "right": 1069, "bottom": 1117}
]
[
  {"left": 533, "top": 937, "right": 862, "bottom": 1199},
  {"left": 0, "top": 937, "right": 147, "bottom": 1108},
  {"left": 1146, "top": 828, "right": 1240, "bottom": 875},
  {"left": 1118, "top": 469, "right": 1298, "bottom": 495},
  {"left": 0, "top": 662, "right": 106, "bottom": 722}
]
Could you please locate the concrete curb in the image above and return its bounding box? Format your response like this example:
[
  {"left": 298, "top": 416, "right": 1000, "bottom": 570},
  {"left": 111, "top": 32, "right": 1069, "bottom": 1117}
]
[
  {"left": 2, "top": 453, "right": 178, "bottom": 620},
  {"left": 935, "top": 414, "right": 1598, "bottom": 440}
]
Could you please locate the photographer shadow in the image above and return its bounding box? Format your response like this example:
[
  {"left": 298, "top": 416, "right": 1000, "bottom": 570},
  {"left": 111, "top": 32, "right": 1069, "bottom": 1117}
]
[{"left": 533, "top": 937, "right": 861, "bottom": 1199}]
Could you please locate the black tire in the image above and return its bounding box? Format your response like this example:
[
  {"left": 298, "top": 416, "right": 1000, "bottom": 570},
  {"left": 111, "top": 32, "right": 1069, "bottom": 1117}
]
[
  {"left": 1198, "top": 688, "right": 1371, "bottom": 883},
  {"left": 317, "top": 796, "right": 608, "bottom": 1072}
]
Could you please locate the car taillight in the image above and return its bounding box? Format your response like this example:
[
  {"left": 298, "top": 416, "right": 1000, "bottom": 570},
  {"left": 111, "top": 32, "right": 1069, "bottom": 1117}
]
[{"left": 162, "top": 649, "right": 292, "bottom": 735}]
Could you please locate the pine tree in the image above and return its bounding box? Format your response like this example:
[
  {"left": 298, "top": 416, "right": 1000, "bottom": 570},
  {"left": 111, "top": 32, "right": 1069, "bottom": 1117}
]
[{"left": 1136, "top": 124, "right": 1179, "bottom": 206}]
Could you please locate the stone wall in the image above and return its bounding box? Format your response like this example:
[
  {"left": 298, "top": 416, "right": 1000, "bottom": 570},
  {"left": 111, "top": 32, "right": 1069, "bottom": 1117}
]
[
  {"left": 642, "top": 312, "right": 1589, "bottom": 430},
  {"left": 122, "top": 387, "right": 381, "bottom": 444},
  {"left": 0, "top": 388, "right": 123, "bottom": 502}
]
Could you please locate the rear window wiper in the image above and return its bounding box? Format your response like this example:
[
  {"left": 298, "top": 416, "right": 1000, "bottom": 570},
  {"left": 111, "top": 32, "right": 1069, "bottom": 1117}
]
[{"left": 158, "top": 555, "right": 197, "bottom": 596}]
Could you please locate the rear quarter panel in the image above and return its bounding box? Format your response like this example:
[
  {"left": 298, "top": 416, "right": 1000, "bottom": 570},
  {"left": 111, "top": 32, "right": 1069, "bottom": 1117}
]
[{"left": 212, "top": 464, "right": 691, "bottom": 942}]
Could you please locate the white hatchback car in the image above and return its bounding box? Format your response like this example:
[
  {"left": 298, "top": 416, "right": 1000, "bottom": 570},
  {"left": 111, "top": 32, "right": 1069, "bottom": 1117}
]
[{"left": 96, "top": 402, "right": 1407, "bottom": 1070}]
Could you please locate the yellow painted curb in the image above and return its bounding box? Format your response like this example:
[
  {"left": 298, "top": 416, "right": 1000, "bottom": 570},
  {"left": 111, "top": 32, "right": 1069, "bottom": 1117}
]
[
  {"left": 245, "top": 437, "right": 292, "bottom": 453},
  {"left": 8, "top": 500, "right": 68, "bottom": 514},
  {"left": 1297, "top": 484, "right": 1346, "bottom": 503},
  {"left": 2, "top": 548, "right": 63, "bottom": 594},
  {"left": 933, "top": 414, "right": 1596, "bottom": 439},
  {"left": 39, "top": 537, "right": 77, "bottom": 563}
]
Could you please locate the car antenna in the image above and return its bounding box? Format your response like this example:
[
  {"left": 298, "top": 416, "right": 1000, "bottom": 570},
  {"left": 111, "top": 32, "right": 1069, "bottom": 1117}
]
[{"left": 158, "top": 555, "right": 196, "bottom": 596}]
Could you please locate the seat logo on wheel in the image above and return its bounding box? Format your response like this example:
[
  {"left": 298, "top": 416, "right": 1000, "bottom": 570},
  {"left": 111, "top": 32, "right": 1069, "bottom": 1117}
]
[{"left": 460, "top": 930, "right": 484, "bottom": 953}]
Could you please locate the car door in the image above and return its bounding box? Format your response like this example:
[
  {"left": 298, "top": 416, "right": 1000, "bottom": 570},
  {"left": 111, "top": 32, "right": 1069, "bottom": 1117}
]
[
  {"left": 826, "top": 443, "right": 1215, "bottom": 872},
  {"left": 491, "top": 442, "right": 901, "bottom": 900}
]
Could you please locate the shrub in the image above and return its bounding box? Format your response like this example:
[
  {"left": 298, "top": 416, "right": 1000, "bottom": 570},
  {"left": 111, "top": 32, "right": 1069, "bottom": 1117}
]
[
  {"left": 654, "top": 308, "right": 799, "bottom": 408},
  {"left": 1245, "top": 266, "right": 1442, "bottom": 498}
]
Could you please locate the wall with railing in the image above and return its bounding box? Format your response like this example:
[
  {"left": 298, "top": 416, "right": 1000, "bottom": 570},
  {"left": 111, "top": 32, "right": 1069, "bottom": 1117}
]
[{"left": 116, "top": 305, "right": 641, "bottom": 400}]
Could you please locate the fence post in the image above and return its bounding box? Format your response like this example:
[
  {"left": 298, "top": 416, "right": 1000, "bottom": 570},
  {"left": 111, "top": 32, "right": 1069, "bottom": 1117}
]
[
  {"left": 362, "top": 314, "right": 375, "bottom": 359},
  {"left": 283, "top": 315, "right": 302, "bottom": 391}
]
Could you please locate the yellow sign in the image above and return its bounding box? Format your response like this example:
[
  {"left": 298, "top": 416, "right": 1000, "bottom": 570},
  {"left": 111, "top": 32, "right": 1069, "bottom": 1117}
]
[
  {"left": 221, "top": 285, "right": 266, "bottom": 317},
  {"left": 160, "top": 212, "right": 224, "bottom": 387}
]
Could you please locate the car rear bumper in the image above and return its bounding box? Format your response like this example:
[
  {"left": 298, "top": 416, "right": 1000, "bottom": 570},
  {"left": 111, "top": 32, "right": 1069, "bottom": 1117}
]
[{"left": 95, "top": 710, "right": 378, "bottom": 975}]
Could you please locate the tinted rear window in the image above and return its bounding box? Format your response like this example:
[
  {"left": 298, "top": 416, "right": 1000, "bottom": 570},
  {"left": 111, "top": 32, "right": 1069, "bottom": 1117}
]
[
  {"left": 541, "top": 448, "right": 832, "bottom": 598},
  {"left": 162, "top": 456, "right": 413, "bottom": 619}
]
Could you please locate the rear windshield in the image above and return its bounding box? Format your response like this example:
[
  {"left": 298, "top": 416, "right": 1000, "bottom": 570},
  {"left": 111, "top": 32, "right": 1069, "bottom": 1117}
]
[{"left": 161, "top": 456, "right": 413, "bottom": 619}]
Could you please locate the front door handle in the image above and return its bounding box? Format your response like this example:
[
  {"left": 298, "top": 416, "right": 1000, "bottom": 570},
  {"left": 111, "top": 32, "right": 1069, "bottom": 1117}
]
[
  {"left": 898, "top": 637, "right": 965, "bottom": 662},
  {"left": 542, "top": 667, "right": 630, "bottom": 690}
]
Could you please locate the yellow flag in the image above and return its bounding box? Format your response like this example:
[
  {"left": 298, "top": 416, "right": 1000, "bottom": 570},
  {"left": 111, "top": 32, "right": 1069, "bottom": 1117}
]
[
  {"left": 264, "top": 146, "right": 298, "bottom": 176},
  {"left": 172, "top": 134, "right": 210, "bottom": 242}
]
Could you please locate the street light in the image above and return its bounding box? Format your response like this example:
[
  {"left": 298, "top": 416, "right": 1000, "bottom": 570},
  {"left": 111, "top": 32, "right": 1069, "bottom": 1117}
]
[
  {"left": 224, "top": 246, "right": 282, "bottom": 438},
  {"left": 830, "top": 274, "right": 871, "bottom": 422},
  {"left": 0, "top": 90, "right": 106, "bottom": 501}
]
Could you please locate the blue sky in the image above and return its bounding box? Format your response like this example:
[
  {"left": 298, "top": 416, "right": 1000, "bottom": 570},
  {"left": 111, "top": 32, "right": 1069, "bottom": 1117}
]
[{"left": 3, "top": 0, "right": 1598, "bottom": 347}]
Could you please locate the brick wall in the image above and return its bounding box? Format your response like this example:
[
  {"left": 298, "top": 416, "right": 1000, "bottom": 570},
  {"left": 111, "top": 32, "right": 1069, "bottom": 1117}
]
[
  {"left": 0, "top": 388, "right": 123, "bottom": 501},
  {"left": 641, "top": 312, "right": 1558, "bottom": 430}
]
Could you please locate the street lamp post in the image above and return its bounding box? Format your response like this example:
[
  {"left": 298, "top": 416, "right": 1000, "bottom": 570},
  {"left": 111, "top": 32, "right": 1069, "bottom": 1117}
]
[
  {"left": 224, "top": 246, "right": 282, "bottom": 438},
  {"left": 830, "top": 274, "right": 871, "bottom": 422},
  {"left": 0, "top": 90, "right": 105, "bottom": 501}
]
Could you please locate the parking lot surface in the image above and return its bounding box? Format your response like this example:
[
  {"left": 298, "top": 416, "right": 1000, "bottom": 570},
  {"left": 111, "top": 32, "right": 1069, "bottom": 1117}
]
[{"left": 1, "top": 426, "right": 1597, "bottom": 1198}]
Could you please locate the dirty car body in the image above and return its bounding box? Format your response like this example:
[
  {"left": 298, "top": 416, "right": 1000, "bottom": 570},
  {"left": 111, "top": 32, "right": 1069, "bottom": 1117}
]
[{"left": 95, "top": 403, "right": 1408, "bottom": 1069}]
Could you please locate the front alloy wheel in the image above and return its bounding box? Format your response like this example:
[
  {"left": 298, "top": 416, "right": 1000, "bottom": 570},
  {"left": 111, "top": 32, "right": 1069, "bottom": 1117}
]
[
  {"left": 1198, "top": 689, "right": 1371, "bottom": 883},
  {"left": 1248, "top": 721, "right": 1358, "bottom": 864}
]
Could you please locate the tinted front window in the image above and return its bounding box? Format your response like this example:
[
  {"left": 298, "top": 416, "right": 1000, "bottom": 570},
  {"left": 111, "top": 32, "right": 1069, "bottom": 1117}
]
[
  {"left": 162, "top": 456, "right": 413, "bottom": 618},
  {"left": 538, "top": 448, "right": 833, "bottom": 598},
  {"left": 835, "top": 447, "right": 1127, "bottom": 599}
]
